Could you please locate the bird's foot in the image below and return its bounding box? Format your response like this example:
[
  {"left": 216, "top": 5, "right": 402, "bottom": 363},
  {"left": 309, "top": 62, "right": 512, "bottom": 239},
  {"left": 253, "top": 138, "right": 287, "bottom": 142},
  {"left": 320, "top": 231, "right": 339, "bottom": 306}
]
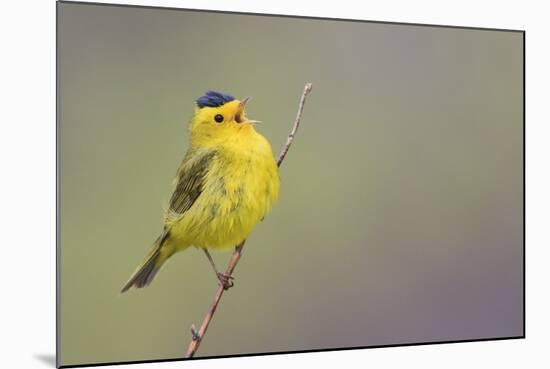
[{"left": 216, "top": 272, "right": 235, "bottom": 290}]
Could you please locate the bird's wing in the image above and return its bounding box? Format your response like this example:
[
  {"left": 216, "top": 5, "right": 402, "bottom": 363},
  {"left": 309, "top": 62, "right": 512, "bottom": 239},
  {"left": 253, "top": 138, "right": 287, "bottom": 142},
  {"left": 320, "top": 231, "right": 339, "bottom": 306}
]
[{"left": 166, "top": 147, "right": 217, "bottom": 221}]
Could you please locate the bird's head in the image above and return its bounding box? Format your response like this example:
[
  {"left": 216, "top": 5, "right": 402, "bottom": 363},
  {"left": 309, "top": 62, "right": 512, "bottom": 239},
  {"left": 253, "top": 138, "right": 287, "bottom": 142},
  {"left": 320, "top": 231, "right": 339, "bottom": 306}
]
[{"left": 189, "top": 91, "right": 260, "bottom": 145}]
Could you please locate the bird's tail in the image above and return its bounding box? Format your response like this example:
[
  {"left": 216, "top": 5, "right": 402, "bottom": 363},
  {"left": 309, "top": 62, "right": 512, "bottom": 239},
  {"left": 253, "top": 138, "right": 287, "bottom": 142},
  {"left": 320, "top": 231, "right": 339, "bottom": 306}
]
[{"left": 120, "top": 229, "right": 170, "bottom": 293}]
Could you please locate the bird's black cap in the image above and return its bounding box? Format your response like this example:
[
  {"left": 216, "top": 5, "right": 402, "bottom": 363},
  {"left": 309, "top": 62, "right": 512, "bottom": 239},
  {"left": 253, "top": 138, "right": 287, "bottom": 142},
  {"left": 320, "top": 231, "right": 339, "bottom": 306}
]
[{"left": 196, "top": 91, "right": 235, "bottom": 108}]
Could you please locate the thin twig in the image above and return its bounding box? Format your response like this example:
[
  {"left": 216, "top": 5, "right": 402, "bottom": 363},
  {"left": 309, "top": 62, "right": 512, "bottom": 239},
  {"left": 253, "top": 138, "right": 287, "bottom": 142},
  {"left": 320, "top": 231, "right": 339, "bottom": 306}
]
[
  {"left": 277, "top": 83, "right": 313, "bottom": 166},
  {"left": 184, "top": 82, "right": 313, "bottom": 358}
]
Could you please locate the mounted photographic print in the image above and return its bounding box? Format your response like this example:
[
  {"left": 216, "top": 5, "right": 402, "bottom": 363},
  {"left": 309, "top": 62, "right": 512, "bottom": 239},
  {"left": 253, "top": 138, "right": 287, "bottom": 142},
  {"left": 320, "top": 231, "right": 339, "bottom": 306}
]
[{"left": 56, "top": 1, "right": 524, "bottom": 367}]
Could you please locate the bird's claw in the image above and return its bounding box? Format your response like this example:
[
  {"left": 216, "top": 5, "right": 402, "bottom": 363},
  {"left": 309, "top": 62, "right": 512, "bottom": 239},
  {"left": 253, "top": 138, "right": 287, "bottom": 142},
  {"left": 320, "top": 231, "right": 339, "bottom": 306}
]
[{"left": 216, "top": 272, "right": 235, "bottom": 290}]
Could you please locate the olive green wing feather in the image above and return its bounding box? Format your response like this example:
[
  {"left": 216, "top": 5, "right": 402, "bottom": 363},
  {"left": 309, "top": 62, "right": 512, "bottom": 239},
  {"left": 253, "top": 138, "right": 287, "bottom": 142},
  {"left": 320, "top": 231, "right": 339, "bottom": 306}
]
[
  {"left": 121, "top": 148, "right": 216, "bottom": 293},
  {"left": 165, "top": 148, "right": 217, "bottom": 221}
]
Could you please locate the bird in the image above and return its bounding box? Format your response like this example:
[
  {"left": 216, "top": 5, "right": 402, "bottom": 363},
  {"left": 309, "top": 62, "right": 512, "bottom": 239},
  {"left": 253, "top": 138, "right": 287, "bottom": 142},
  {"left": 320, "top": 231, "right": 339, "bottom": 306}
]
[{"left": 121, "top": 91, "right": 280, "bottom": 293}]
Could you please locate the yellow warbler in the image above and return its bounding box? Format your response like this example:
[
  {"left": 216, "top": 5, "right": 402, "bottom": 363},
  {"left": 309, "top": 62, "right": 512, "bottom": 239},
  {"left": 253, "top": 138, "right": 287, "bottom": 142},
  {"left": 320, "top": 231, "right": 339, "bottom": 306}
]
[{"left": 121, "top": 91, "right": 280, "bottom": 292}]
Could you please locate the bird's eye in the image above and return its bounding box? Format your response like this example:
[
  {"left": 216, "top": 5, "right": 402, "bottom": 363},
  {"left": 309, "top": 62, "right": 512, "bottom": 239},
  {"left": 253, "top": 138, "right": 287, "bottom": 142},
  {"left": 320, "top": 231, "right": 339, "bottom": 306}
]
[{"left": 214, "top": 114, "right": 224, "bottom": 123}]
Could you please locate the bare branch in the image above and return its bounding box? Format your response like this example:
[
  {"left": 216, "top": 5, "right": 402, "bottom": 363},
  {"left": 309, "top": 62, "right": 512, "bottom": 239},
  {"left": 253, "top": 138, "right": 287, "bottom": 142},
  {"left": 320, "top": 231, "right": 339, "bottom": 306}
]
[
  {"left": 277, "top": 82, "right": 313, "bottom": 167},
  {"left": 184, "top": 83, "right": 313, "bottom": 358}
]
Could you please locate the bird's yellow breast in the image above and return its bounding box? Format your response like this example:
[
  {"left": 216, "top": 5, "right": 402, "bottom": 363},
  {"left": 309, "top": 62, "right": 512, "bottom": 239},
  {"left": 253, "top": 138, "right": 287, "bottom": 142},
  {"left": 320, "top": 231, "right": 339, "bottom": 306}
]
[{"left": 168, "top": 127, "right": 280, "bottom": 250}]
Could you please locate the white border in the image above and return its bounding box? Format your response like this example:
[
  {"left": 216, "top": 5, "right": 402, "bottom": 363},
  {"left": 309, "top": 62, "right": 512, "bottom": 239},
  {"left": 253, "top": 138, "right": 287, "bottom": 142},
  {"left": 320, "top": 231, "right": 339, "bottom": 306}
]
[{"left": 1, "top": 1, "right": 548, "bottom": 368}]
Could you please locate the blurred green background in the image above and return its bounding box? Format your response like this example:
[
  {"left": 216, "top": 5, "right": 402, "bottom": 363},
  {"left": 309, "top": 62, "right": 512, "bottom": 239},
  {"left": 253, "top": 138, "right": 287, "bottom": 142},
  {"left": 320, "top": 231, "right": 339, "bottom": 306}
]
[{"left": 58, "top": 2, "right": 523, "bottom": 366}]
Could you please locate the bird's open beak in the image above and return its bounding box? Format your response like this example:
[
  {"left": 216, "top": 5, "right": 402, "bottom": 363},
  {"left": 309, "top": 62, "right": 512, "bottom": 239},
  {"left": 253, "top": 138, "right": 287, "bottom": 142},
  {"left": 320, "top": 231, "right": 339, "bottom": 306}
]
[
  {"left": 235, "top": 97, "right": 251, "bottom": 124},
  {"left": 239, "top": 97, "right": 251, "bottom": 109}
]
